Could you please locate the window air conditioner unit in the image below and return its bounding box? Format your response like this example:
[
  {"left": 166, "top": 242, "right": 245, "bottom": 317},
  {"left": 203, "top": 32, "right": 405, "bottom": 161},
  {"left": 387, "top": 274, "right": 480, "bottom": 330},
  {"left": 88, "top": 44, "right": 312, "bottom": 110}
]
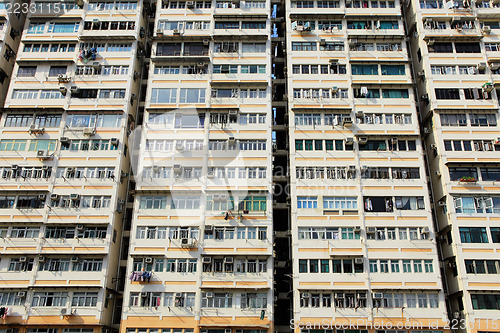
[
  {"left": 145, "top": 257, "right": 153, "bottom": 264},
  {"left": 83, "top": 127, "right": 95, "bottom": 136},
  {"left": 181, "top": 238, "right": 190, "bottom": 246},
  {"left": 173, "top": 164, "right": 182, "bottom": 173},
  {"left": 71, "top": 256, "right": 79, "bottom": 262},
  {"left": 110, "top": 138, "right": 119, "bottom": 147},
  {"left": 70, "top": 194, "right": 80, "bottom": 200},
  {"left": 173, "top": 29, "right": 181, "bottom": 35},
  {"left": 490, "top": 62, "right": 500, "bottom": 70},
  {"left": 213, "top": 194, "right": 221, "bottom": 201},
  {"left": 60, "top": 308, "right": 72, "bottom": 315},
  {"left": 482, "top": 25, "right": 491, "bottom": 34},
  {"left": 70, "top": 86, "right": 79, "bottom": 94},
  {"left": 203, "top": 39, "right": 210, "bottom": 45},
  {"left": 59, "top": 87, "right": 67, "bottom": 96},
  {"left": 29, "top": 124, "right": 43, "bottom": 134},
  {"left": 38, "top": 194, "right": 46, "bottom": 201},
  {"left": 320, "top": 39, "right": 326, "bottom": 46},
  {"left": 335, "top": 292, "right": 345, "bottom": 299},
  {"left": 207, "top": 171, "right": 215, "bottom": 178},
  {"left": 37, "top": 149, "right": 49, "bottom": 159},
  {"left": 141, "top": 292, "right": 148, "bottom": 298},
  {"left": 229, "top": 109, "right": 238, "bottom": 119},
  {"left": 16, "top": 291, "right": 26, "bottom": 298},
  {"left": 156, "top": 29, "right": 163, "bottom": 36},
  {"left": 19, "top": 257, "right": 27, "bottom": 262},
  {"left": 220, "top": 193, "right": 228, "bottom": 200},
  {"left": 331, "top": 86, "right": 338, "bottom": 94},
  {"left": 372, "top": 293, "right": 384, "bottom": 299},
  {"left": 224, "top": 257, "right": 233, "bottom": 263},
  {"left": 175, "top": 292, "right": 183, "bottom": 298},
  {"left": 302, "top": 293, "right": 310, "bottom": 298},
  {"left": 50, "top": 194, "right": 60, "bottom": 200},
  {"left": 391, "top": 137, "right": 398, "bottom": 144},
  {"left": 60, "top": 137, "right": 70, "bottom": 144},
  {"left": 205, "top": 225, "right": 213, "bottom": 233},
  {"left": 202, "top": 257, "right": 212, "bottom": 263},
  {"left": 345, "top": 137, "right": 354, "bottom": 145},
  {"left": 175, "top": 141, "right": 184, "bottom": 150},
  {"left": 38, "top": 257, "right": 46, "bottom": 263},
  {"left": 357, "top": 293, "right": 367, "bottom": 299},
  {"left": 366, "top": 227, "right": 376, "bottom": 234},
  {"left": 92, "top": 62, "right": 101, "bottom": 70},
  {"left": 358, "top": 137, "right": 368, "bottom": 145},
  {"left": 421, "top": 227, "right": 430, "bottom": 234},
  {"left": 355, "top": 111, "right": 364, "bottom": 118},
  {"left": 186, "top": 1, "right": 195, "bottom": 8},
  {"left": 354, "top": 226, "right": 361, "bottom": 233},
  {"left": 76, "top": 224, "right": 84, "bottom": 230},
  {"left": 355, "top": 257, "right": 363, "bottom": 264},
  {"left": 225, "top": 329, "right": 232, "bottom": 333},
  {"left": 228, "top": 136, "right": 236, "bottom": 144},
  {"left": 206, "top": 292, "right": 214, "bottom": 298},
  {"left": 478, "top": 62, "right": 487, "bottom": 70},
  {"left": 11, "top": 164, "right": 18, "bottom": 171},
  {"left": 342, "top": 117, "right": 353, "bottom": 127},
  {"left": 438, "top": 200, "right": 446, "bottom": 207}
]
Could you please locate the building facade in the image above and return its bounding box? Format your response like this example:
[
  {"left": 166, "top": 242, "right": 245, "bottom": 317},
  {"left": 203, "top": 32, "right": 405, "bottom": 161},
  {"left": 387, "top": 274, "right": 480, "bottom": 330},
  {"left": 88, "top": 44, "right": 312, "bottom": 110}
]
[
  {"left": 286, "top": 0, "right": 449, "bottom": 332},
  {"left": 120, "top": 1, "right": 274, "bottom": 333},
  {"left": 406, "top": 0, "right": 500, "bottom": 331},
  {"left": 0, "top": 0, "right": 146, "bottom": 332}
]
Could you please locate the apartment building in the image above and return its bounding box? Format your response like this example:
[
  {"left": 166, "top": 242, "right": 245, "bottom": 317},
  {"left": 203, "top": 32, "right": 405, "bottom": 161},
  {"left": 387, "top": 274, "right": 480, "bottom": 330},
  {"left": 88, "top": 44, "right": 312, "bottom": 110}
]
[
  {"left": 406, "top": 0, "right": 500, "bottom": 331},
  {"left": 120, "top": 1, "right": 274, "bottom": 333},
  {"left": 286, "top": 0, "right": 448, "bottom": 332},
  {"left": 0, "top": 0, "right": 146, "bottom": 332}
]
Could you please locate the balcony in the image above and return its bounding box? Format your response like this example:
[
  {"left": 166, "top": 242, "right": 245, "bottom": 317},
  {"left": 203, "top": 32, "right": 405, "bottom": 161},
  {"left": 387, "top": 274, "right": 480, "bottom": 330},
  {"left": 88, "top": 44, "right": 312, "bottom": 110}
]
[
  {"left": 212, "top": 27, "right": 269, "bottom": 39},
  {"left": 40, "top": 238, "right": 111, "bottom": 255},
  {"left": 152, "top": 46, "right": 210, "bottom": 62},
  {"left": 422, "top": 27, "right": 483, "bottom": 41},
  {"left": 35, "top": 270, "right": 106, "bottom": 286},
  {"left": 347, "top": 27, "right": 405, "bottom": 38}
]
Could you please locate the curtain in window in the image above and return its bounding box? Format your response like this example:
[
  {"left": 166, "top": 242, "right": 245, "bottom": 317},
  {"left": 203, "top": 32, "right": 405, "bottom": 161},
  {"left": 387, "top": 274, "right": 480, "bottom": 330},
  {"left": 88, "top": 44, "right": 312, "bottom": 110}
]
[{"left": 381, "top": 65, "right": 405, "bottom": 75}]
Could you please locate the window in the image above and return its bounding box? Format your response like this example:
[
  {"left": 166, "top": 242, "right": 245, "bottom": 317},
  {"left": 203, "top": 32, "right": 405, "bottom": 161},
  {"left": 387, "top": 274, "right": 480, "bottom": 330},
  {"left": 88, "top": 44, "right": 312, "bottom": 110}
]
[
  {"left": 323, "top": 197, "right": 358, "bottom": 210},
  {"left": 151, "top": 88, "right": 177, "bottom": 103},
  {"left": 297, "top": 196, "right": 318, "bottom": 208},
  {"left": 179, "top": 88, "right": 206, "bottom": 103},
  {"left": 32, "top": 292, "right": 68, "bottom": 307},
  {"left": 39, "top": 258, "right": 70, "bottom": 272},
  {"left": 17, "top": 66, "right": 37, "bottom": 77},
  {"left": 292, "top": 42, "right": 317, "bottom": 51},
  {"left": 470, "top": 113, "right": 497, "bottom": 126},
  {"left": 4, "top": 114, "right": 33, "bottom": 127},
  {"left": 440, "top": 113, "right": 467, "bottom": 126},
  {"left": 435, "top": 89, "right": 460, "bottom": 100},
  {"left": 455, "top": 42, "right": 481, "bottom": 53},
  {"left": 48, "top": 66, "right": 67, "bottom": 77},
  {"left": 428, "top": 42, "right": 453, "bottom": 53},
  {"left": 460, "top": 227, "right": 488, "bottom": 243},
  {"left": 139, "top": 196, "right": 167, "bottom": 209},
  {"left": 73, "top": 259, "right": 103, "bottom": 271},
  {"left": 9, "top": 257, "right": 34, "bottom": 271},
  {"left": 394, "top": 197, "right": 425, "bottom": 210},
  {"left": 471, "top": 294, "right": 500, "bottom": 309}
]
